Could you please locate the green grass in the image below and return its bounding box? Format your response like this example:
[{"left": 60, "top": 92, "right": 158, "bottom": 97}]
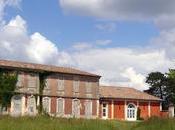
[{"left": 0, "top": 116, "right": 175, "bottom": 130}]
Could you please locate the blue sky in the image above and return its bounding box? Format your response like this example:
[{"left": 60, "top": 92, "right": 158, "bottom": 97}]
[
  {"left": 4, "top": 0, "right": 159, "bottom": 50},
  {"left": 0, "top": 0, "right": 175, "bottom": 90}
]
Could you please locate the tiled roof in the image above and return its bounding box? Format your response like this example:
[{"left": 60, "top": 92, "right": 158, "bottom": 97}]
[
  {"left": 100, "top": 86, "right": 161, "bottom": 101},
  {"left": 0, "top": 59, "right": 101, "bottom": 77}
]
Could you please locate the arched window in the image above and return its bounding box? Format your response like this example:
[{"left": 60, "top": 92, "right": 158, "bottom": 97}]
[{"left": 127, "top": 103, "right": 137, "bottom": 121}]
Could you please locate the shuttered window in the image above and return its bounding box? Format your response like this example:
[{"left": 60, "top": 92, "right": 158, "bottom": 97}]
[
  {"left": 43, "top": 97, "right": 50, "bottom": 113},
  {"left": 16, "top": 74, "right": 23, "bottom": 87},
  {"left": 85, "top": 100, "right": 92, "bottom": 118},
  {"left": 73, "top": 77, "right": 79, "bottom": 93},
  {"left": 86, "top": 82, "right": 92, "bottom": 93},
  {"left": 28, "top": 74, "right": 36, "bottom": 88},
  {"left": 72, "top": 99, "right": 80, "bottom": 117},
  {"left": 45, "top": 79, "right": 50, "bottom": 89},
  {"left": 57, "top": 98, "right": 64, "bottom": 116},
  {"left": 58, "top": 76, "right": 64, "bottom": 91}
]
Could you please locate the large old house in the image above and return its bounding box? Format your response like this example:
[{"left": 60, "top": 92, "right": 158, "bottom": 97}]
[{"left": 0, "top": 59, "right": 166, "bottom": 121}]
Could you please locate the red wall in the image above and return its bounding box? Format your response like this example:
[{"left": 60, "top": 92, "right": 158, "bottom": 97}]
[
  {"left": 100, "top": 99, "right": 162, "bottom": 120},
  {"left": 114, "top": 101, "right": 125, "bottom": 120}
]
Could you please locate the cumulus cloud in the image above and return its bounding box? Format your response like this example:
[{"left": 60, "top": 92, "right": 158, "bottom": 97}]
[
  {"left": 59, "top": 0, "right": 175, "bottom": 30},
  {"left": 69, "top": 47, "right": 173, "bottom": 90},
  {"left": 121, "top": 67, "right": 148, "bottom": 90},
  {"left": 0, "top": 15, "right": 70, "bottom": 66}
]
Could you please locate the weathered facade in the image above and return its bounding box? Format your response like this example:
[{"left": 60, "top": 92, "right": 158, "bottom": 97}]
[{"left": 0, "top": 59, "right": 167, "bottom": 120}]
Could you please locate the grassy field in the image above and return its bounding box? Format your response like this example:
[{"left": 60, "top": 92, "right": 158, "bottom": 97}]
[{"left": 0, "top": 116, "right": 175, "bottom": 130}]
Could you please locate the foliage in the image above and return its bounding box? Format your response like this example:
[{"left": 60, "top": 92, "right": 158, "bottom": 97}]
[
  {"left": 38, "top": 72, "right": 50, "bottom": 114},
  {"left": 145, "top": 72, "right": 167, "bottom": 100},
  {"left": 145, "top": 69, "right": 175, "bottom": 109},
  {"left": 0, "top": 69, "right": 17, "bottom": 110},
  {"left": 145, "top": 71, "right": 175, "bottom": 109},
  {"left": 166, "top": 69, "right": 175, "bottom": 104}
]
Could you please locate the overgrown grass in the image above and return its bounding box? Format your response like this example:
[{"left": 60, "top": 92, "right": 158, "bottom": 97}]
[{"left": 0, "top": 116, "right": 175, "bottom": 130}]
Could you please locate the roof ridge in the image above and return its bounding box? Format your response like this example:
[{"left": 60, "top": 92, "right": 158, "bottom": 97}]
[{"left": 0, "top": 59, "right": 101, "bottom": 77}]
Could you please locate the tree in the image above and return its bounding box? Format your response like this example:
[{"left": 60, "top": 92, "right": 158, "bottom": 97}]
[
  {"left": 166, "top": 69, "right": 175, "bottom": 104},
  {"left": 145, "top": 72, "right": 169, "bottom": 109},
  {"left": 0, "top": 69, "right": 17, "bottom": 112},
  {"left": 145, "top": 72, "right": 167, "bottom": 100}
]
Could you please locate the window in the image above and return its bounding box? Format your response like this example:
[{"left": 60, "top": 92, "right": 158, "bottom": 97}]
[
  {"left": 85, "top": 100, "right": 92, "bottom": 118},
  {"left": 57, "top": 98, "right": 64, "bottom": 116},
  {"left": 43, "top": 97, "right": 50, "bottom": 113},
  {"left": 127, "top": 103, "right": 136, "bottom": 121},
  {"left": 16, "top": 74, "right": 23, "bottom": 87},
  {"left": 27, "top": 96, "right": 36, "bottom": 115},
  {"left": 28, "top": 74, "right": 36, "bottom": 88},
  {"left": 11, "top": 95, "right": 23, "bottom": 116},
  {"left": 58, "top": 76, "right": 64, "bottom": 91},
  {"left": 45, "top": 79, "right": 50, "bottom": 89},
  {"left": 73, "top": 77, "right": 79, "bottom": 93},
  {"left": 102, "top": 103, "right": 108, "bottom": 119},
  {"left": 86, "top": 82, "right": 92, "bottom": 93},
  {"left": 72, "top": 99, "right": 80, "bottom": 117}
]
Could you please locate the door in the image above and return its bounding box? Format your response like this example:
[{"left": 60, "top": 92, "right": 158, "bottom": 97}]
[
  {"left": 102, "top": 103, "right": 108, "bottom": 119},
  {"left": 127, "top": 104, "right": 137, "bottom": 121}
]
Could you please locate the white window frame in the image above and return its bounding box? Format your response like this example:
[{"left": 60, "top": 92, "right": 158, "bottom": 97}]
[
  {"left": 127, "top": 103, "right": 137, "bottom": 121},
  {"left": 42, "top": 97, "right": 51, "bottom": 113},
  {"left": 56, "top": 98, "right": 65, "bottom": 116},
  {"left": 102, "top": 102, "right": 108, "bottom": 119},
  {"left": 27, "top": 95, "right": 37, "bottom": 115},
  {"left": 72, "top": 99, "right": 80, "bottom": 117}
]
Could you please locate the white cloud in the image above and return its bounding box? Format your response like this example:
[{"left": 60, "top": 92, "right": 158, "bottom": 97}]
[
  {"left": 0, "top": 0, "right": 21, "bottom": 22},
  {"left": 1, "top": 15, "right": 173, "bottom": 90},
  {"left": 69, "top": 47, "right": 173, "bottom": 90},
  {"left": 0, "top": 15, "right": 70, "bottom": 66},
  {"left": 121, "top": 67, "right": 148, "bottom": 90},
  {"left": 95, "top": 22, "right": 116, "bottom": 32},
  {"left": 59, "top": 0, "right": 175, "bottom": 30}
]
